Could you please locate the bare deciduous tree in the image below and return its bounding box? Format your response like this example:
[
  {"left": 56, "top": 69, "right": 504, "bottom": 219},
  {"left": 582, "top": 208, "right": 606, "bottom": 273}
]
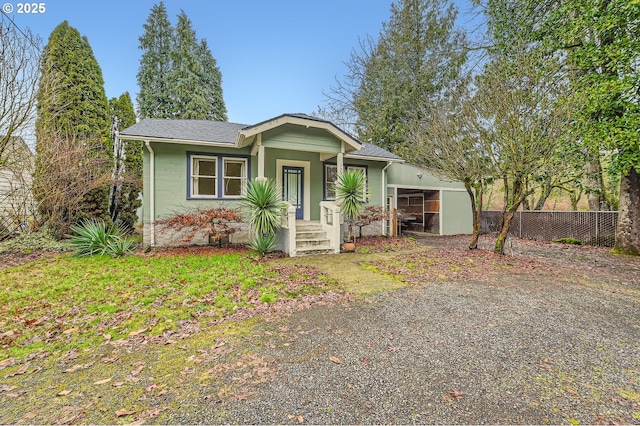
[
  {"left": 33, "top": 134, "right": 113, "bottom": 238},
  {"left": 0, "top": 15, "right": 40, "bottom": 159},
  {"left": 473, "top": 50, "right": 574, "bottom": 254},
  {"left": 406, "top": 77, "right": 490, "bottom": 249}
]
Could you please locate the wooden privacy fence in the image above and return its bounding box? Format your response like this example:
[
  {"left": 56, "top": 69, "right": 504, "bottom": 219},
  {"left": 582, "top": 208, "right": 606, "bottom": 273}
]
[{"left": 481, "top": 210, "right": 619, "bottom": 247}]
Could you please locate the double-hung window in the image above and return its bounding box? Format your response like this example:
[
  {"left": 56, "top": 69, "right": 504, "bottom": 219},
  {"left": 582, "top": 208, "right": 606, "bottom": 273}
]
[
  {"left": 325, "top": 164, "right": 339, "bottom": 200},
  {"left": 189, "top": 153, "right": 248, "bottom": 199},
  {"left": 324, "top": 164, "right": 367, "bottom": 201},
  {"left": 191, "top": 155, "right": 217, "bottom": 197},
  {"left": 223, "top": 158, "right": 248, "bottom": 198}
]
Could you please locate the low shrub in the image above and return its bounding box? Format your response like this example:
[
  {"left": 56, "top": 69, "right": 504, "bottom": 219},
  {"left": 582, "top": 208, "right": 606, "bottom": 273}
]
[
  {"left": 0, "top": 228, "right": 71, "bottom": 255},
  {"left": 553, "top": 237, "right": 583, "bottom": 245},
  {"left": 156, "top": 208, "right": 242, "bottom": 244}
]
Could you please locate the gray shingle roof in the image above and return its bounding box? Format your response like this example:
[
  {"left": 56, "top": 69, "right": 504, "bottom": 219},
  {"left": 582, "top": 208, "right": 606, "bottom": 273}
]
[
  {"left": 120, "top": 117, "right": 403, "bottom": 161},
  {"left": 120, "top": 119, "right": 248, "bottom": 144},
  {"left": 351, "top": 142, "right": 403, "bottom": 161}
]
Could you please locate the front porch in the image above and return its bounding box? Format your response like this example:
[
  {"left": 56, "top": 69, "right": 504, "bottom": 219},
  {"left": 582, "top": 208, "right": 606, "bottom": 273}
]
[{"left": 278, "top": 201, "right": 342, "bottom": 257}]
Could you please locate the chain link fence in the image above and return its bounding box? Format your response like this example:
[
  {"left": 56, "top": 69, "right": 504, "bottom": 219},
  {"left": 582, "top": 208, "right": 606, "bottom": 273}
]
[{"left": 481, "top": 211, "right": 618, "bottom": 247}]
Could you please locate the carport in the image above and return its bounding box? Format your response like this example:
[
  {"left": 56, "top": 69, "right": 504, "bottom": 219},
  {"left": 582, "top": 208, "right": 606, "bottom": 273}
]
[{"left": 385, "top": 162, "right": 472, "bottom": 237}]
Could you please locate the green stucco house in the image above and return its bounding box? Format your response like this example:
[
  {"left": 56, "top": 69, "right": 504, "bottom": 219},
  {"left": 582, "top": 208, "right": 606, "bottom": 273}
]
[{"left": 119, "top": 113, "right": 471, "bottom": 255}]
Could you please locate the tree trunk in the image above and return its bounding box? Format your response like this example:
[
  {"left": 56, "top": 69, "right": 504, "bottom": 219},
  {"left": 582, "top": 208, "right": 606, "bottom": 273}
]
[
  {"left": 614, "top": 168, "right": 640, "bottom": 256},
  {"left": 465, "top": 182, "right": 482, "bottom": 250},
  {"left": 495, "top": 209, "right": 516, "bottom": 255},
  {"left": 569, "top": 188, "right": 582, "bottom": 211},
  {"left": 534, "top": 179, "right": 553, "bottom": 210},
  {"left": 585, "top": 156, "right": 609, "bottom": 211},
  {"left": 495, "top": 176, "right": 526, "bottom": 255}
]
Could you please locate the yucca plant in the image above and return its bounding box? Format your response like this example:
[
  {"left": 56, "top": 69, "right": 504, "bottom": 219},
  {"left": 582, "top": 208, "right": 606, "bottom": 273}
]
[
  {"left": 107, "top": 235, "right": 138, "bottom": 257},
  {"left": 243, "top": 179, "right": 286, "bottom": 256},
  {"left": 249, "top": 232, "right": 278, "bottom": 257},
  {"left": 335, "top": 169, "right": 367, "bottom": 243},
  {"left": 67, "top": 219, "right": 135, "bottom": 257}
]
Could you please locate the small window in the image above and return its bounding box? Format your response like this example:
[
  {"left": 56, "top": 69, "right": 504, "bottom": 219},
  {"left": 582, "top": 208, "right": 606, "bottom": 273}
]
[
  {"left": 347, "top": 166, "right": 368, "bottom": 201},
  {"left": 325, "top": 164, "right": 338, "bottom": 200},
  {"left": 324, "top": 164, "right": 367, "bottom": 201},
  {"left": 223, "top": 158, "right": 247, "bottom": 197},
  {"left": 191, "top": 155, "right": 217, "bottom": 197}
]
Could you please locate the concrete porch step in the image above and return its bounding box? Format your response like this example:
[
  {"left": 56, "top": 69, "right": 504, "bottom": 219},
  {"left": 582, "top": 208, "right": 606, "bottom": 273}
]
[
  {"left": 294, "top": 221, "right": 336, "bottom": 256},
  {"left": 296, "top": 238, "right": 331, "bottom": 247},
  {"left": 295, "top": 245, "right": 334, "bottom": 256},
  {"left": 296, "top": 230, "right": 328, "bottom": 240}
]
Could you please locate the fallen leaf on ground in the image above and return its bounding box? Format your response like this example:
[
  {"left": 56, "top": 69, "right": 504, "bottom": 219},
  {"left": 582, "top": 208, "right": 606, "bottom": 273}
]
[
  {"left": 57, "top": 389, "right": 72, "bottom": 396},
  {"left": 5, "top": 362, "right": 30, "bottom": 378},
  {"left": 115, "top": 408, "right": 135, "bottom": 417},
  {"left": 130, "top": 364, "right": 144, "bottom": 376},
  {"left": 288, "top": 414, "right": 304, "bottom": 423},
  {"left": 329, "top": 356, "right": 342, "bottom": 364},
  {"left": 93, "top": 378, "right": 112, "bottom": 385},
  {"left": 449, "top": 389, "right": 464, "bottom": 399},
  {"left": 0, "top": 384, "right": 17, "bottom": 392},
  {"left": 63, "top": 362, "right": 94, "bottom": 373},
  {"left": 0, "top": 358, "right": 14, "bottom": 368},
  {"left": 23, "top": 412, "right": 37, "bottom": 420}
]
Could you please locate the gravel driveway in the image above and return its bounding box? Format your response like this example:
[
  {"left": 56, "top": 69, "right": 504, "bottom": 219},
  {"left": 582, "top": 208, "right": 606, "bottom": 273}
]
[{"left": 164, "top": 236, "right": 640, "bottom": 424}]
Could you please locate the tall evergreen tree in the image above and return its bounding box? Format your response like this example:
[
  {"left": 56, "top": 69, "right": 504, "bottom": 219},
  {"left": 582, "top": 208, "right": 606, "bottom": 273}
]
[
  {"left": 34, "top": 21, "right": 112, "bottom": 232},
  {"left": 36, "top": 21, "right": 110, "bottom": 144},
  {"left": 109, "top": 92, "right": 142, "bottom": 230},
  {"left": 137, "top": 4, "right": 228, "bottom": 120},
  {"left": 137, "top": 1, "right": 174, "bottom": 119},
  {"left": 167, "top": 11, "right": 211, "bottom": 119},
  {"left": 197, "top": 39, "right": 228, "bottom": 121},
  {"left": 323, "top": 0, "right": 466, "bottom": 153}
]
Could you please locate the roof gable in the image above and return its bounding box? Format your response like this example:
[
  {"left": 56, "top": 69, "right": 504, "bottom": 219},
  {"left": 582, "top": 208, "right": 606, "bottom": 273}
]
[{"left": 237, "top": 113, "right": 362, "bottom": 152}]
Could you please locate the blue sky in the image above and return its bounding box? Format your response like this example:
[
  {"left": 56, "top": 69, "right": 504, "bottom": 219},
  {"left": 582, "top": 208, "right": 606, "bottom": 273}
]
[{"left": 7, "top": 0, "right": 398, "bottom": 125}]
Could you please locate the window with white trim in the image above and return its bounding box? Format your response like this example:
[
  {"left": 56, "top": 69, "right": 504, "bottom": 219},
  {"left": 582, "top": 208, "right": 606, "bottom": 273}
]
[
  {"left": 223, "top": 157, "right": 248, "bottom": 197},
  {"left": 325, "top": 164, "right": 339, "bottom": 200},
  {"left": 324, "top": 164, "right": 367, "bottom": 201},
  {"left": 191, "top": 155, "right": 217, "bottom": 197}
]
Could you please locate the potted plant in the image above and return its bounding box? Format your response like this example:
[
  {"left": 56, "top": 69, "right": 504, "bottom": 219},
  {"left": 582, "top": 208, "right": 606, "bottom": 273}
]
[{"left": 334, "top": 169, "right": 367, "bottom": 251}]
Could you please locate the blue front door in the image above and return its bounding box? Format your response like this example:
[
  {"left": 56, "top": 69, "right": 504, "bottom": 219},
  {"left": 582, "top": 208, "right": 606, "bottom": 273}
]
[{"left": 282, "top": 166, "right": 304, "bottom": 219}]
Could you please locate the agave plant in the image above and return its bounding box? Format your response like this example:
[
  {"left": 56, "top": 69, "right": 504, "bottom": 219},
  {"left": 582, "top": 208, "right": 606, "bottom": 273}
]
[
  {"left": 243, "top": 179, "right": 286, "bottom": 255},
  {"left": 334, "top": 169, "right": 367, "bottom": 243}
]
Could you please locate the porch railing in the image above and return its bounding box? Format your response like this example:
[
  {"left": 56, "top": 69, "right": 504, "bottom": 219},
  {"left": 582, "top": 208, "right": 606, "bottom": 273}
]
[
  {"left": 320, "top": 201, "right": 341, "bottom": 254},
  {"left": 280, "top": 202, "right": 298, "bottom": 256}
]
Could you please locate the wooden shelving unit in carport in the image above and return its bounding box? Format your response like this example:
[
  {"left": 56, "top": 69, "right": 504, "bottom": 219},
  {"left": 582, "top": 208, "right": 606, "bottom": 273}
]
[{"left": 397, "top": 190, "right": 440, "bottom": 233}]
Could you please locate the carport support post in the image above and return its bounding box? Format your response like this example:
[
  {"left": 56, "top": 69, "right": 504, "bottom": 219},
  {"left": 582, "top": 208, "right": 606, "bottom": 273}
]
[{"left": 519, "top": 211, "right": 522, "bottom": 238}]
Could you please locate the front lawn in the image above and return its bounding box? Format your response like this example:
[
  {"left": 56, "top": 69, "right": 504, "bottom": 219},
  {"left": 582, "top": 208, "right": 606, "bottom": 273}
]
[{"left": 0, "top": 249, "right": 339, "bottom": 361}]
